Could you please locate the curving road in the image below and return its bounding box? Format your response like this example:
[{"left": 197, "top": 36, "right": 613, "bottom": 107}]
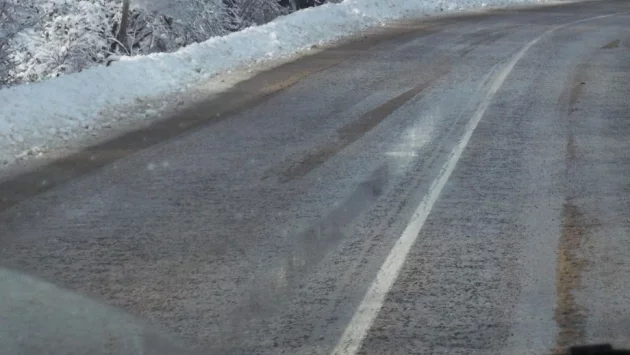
[{"left": 2, "top": 1, "right": 630, "bottom": 354}]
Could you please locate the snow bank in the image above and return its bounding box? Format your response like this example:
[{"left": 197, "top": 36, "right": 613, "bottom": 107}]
[{"left": 0, "top": 0, "right": 552, "bottom": 165}]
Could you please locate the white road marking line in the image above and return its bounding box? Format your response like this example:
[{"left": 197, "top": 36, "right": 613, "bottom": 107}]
[{"left": 330, "top": 12, "right": 620, "bottom": 355}]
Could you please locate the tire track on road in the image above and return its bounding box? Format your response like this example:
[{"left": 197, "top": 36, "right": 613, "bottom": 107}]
[
  {"left": 277, "top": 65, "right": 450, "bottom": 183},
  {"left": 273, "top": 25, "right": 515, "bottom": 184},
  {"left": 554, "top": 200, "right": 589, "bottom": 355},
  {"left": 553, "top": 48, "right": 592, "bottom": 354}
]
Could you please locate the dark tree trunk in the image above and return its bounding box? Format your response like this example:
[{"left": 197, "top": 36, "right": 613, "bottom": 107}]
[{"left": 115, "top": 0, "right": 130, "bottom": 53}]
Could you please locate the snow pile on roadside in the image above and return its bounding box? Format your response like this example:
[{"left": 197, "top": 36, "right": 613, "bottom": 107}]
[{"left": 0, "top": 0, "right": 551, "bottom": 165}]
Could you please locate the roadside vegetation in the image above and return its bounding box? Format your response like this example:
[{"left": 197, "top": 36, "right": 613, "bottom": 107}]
[{"left": 0, "top": 0, "right": 329, "bottom": 87}]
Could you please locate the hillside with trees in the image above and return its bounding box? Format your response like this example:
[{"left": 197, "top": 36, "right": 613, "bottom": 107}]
[{"left": 0, "top": 0, "right": 328, "bottom": 87}]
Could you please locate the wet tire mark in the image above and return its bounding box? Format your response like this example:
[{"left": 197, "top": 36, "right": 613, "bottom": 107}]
[
  {"left": 277, "top": 67, "right": 450, "bottom": 183},
  {"left": 568, "top": 81, "right": 586, "bottom": 114},
  {"left": 243, "top": 165, "right": 389, "bottom": 318},
  {"left": 452, "top": 26, "right": 514, "bottom": 46},
  {"left": 459, "top": 32, "right": 507, "bottom": 57},
  {"left": 553, "top": 59, "right": 590, "bottom": 354},
  {"left": 457, "top": 29, "right": 513, "bottom": 57},
  {"left": 285, "top": 164, "right": 389, "bottom": 287},
  {"left": 554, "top": 201, "right": 589, "bottom": 355},
  {"left": 601, "top": 39, "right": 620, "bottom": 49},
  {"left": 271, "top": 25, "right": 517, "bottom": 184}
]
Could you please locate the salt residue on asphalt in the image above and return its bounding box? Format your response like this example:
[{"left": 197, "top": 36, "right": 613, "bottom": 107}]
[{"left": 0, "top": 0, "right": 551, "bottom": 165}]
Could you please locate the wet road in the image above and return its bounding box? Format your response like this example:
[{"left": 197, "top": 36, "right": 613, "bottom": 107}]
[{"left": 2, "top": 1, "right": 630, "bottom": 354}]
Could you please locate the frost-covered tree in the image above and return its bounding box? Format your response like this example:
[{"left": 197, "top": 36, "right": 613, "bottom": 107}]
[
  {"left": 112, "top": 0, "right": 290, "bottom": 55},
  {"left": 0, "top": 0, "right": 312, "bottom": 87},
  {"left": 0, "top": 0, "right": 40, "bottom": 86},
  {"left": 158, "top": 0, "right": 288, "bottom": 44},
  {"left": 223, "top": 0, "right": 288, "bottom": 31},
  {"left": 6, "top": 0, "right": 120, "bottom": 83}
]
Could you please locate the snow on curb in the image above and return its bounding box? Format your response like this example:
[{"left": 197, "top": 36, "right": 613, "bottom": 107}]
[{"left": 0, "top": 0, "right": 552, "bottom": 165}]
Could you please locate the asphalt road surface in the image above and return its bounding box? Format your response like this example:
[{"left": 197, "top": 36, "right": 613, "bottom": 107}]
[{"left": 2, "top": 1, "right": 630, "bottom": 354}]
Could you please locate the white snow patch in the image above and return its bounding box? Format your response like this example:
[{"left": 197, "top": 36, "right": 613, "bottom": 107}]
[{"left": 1, "top": 0, "right": 558, "bottom": 165}]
